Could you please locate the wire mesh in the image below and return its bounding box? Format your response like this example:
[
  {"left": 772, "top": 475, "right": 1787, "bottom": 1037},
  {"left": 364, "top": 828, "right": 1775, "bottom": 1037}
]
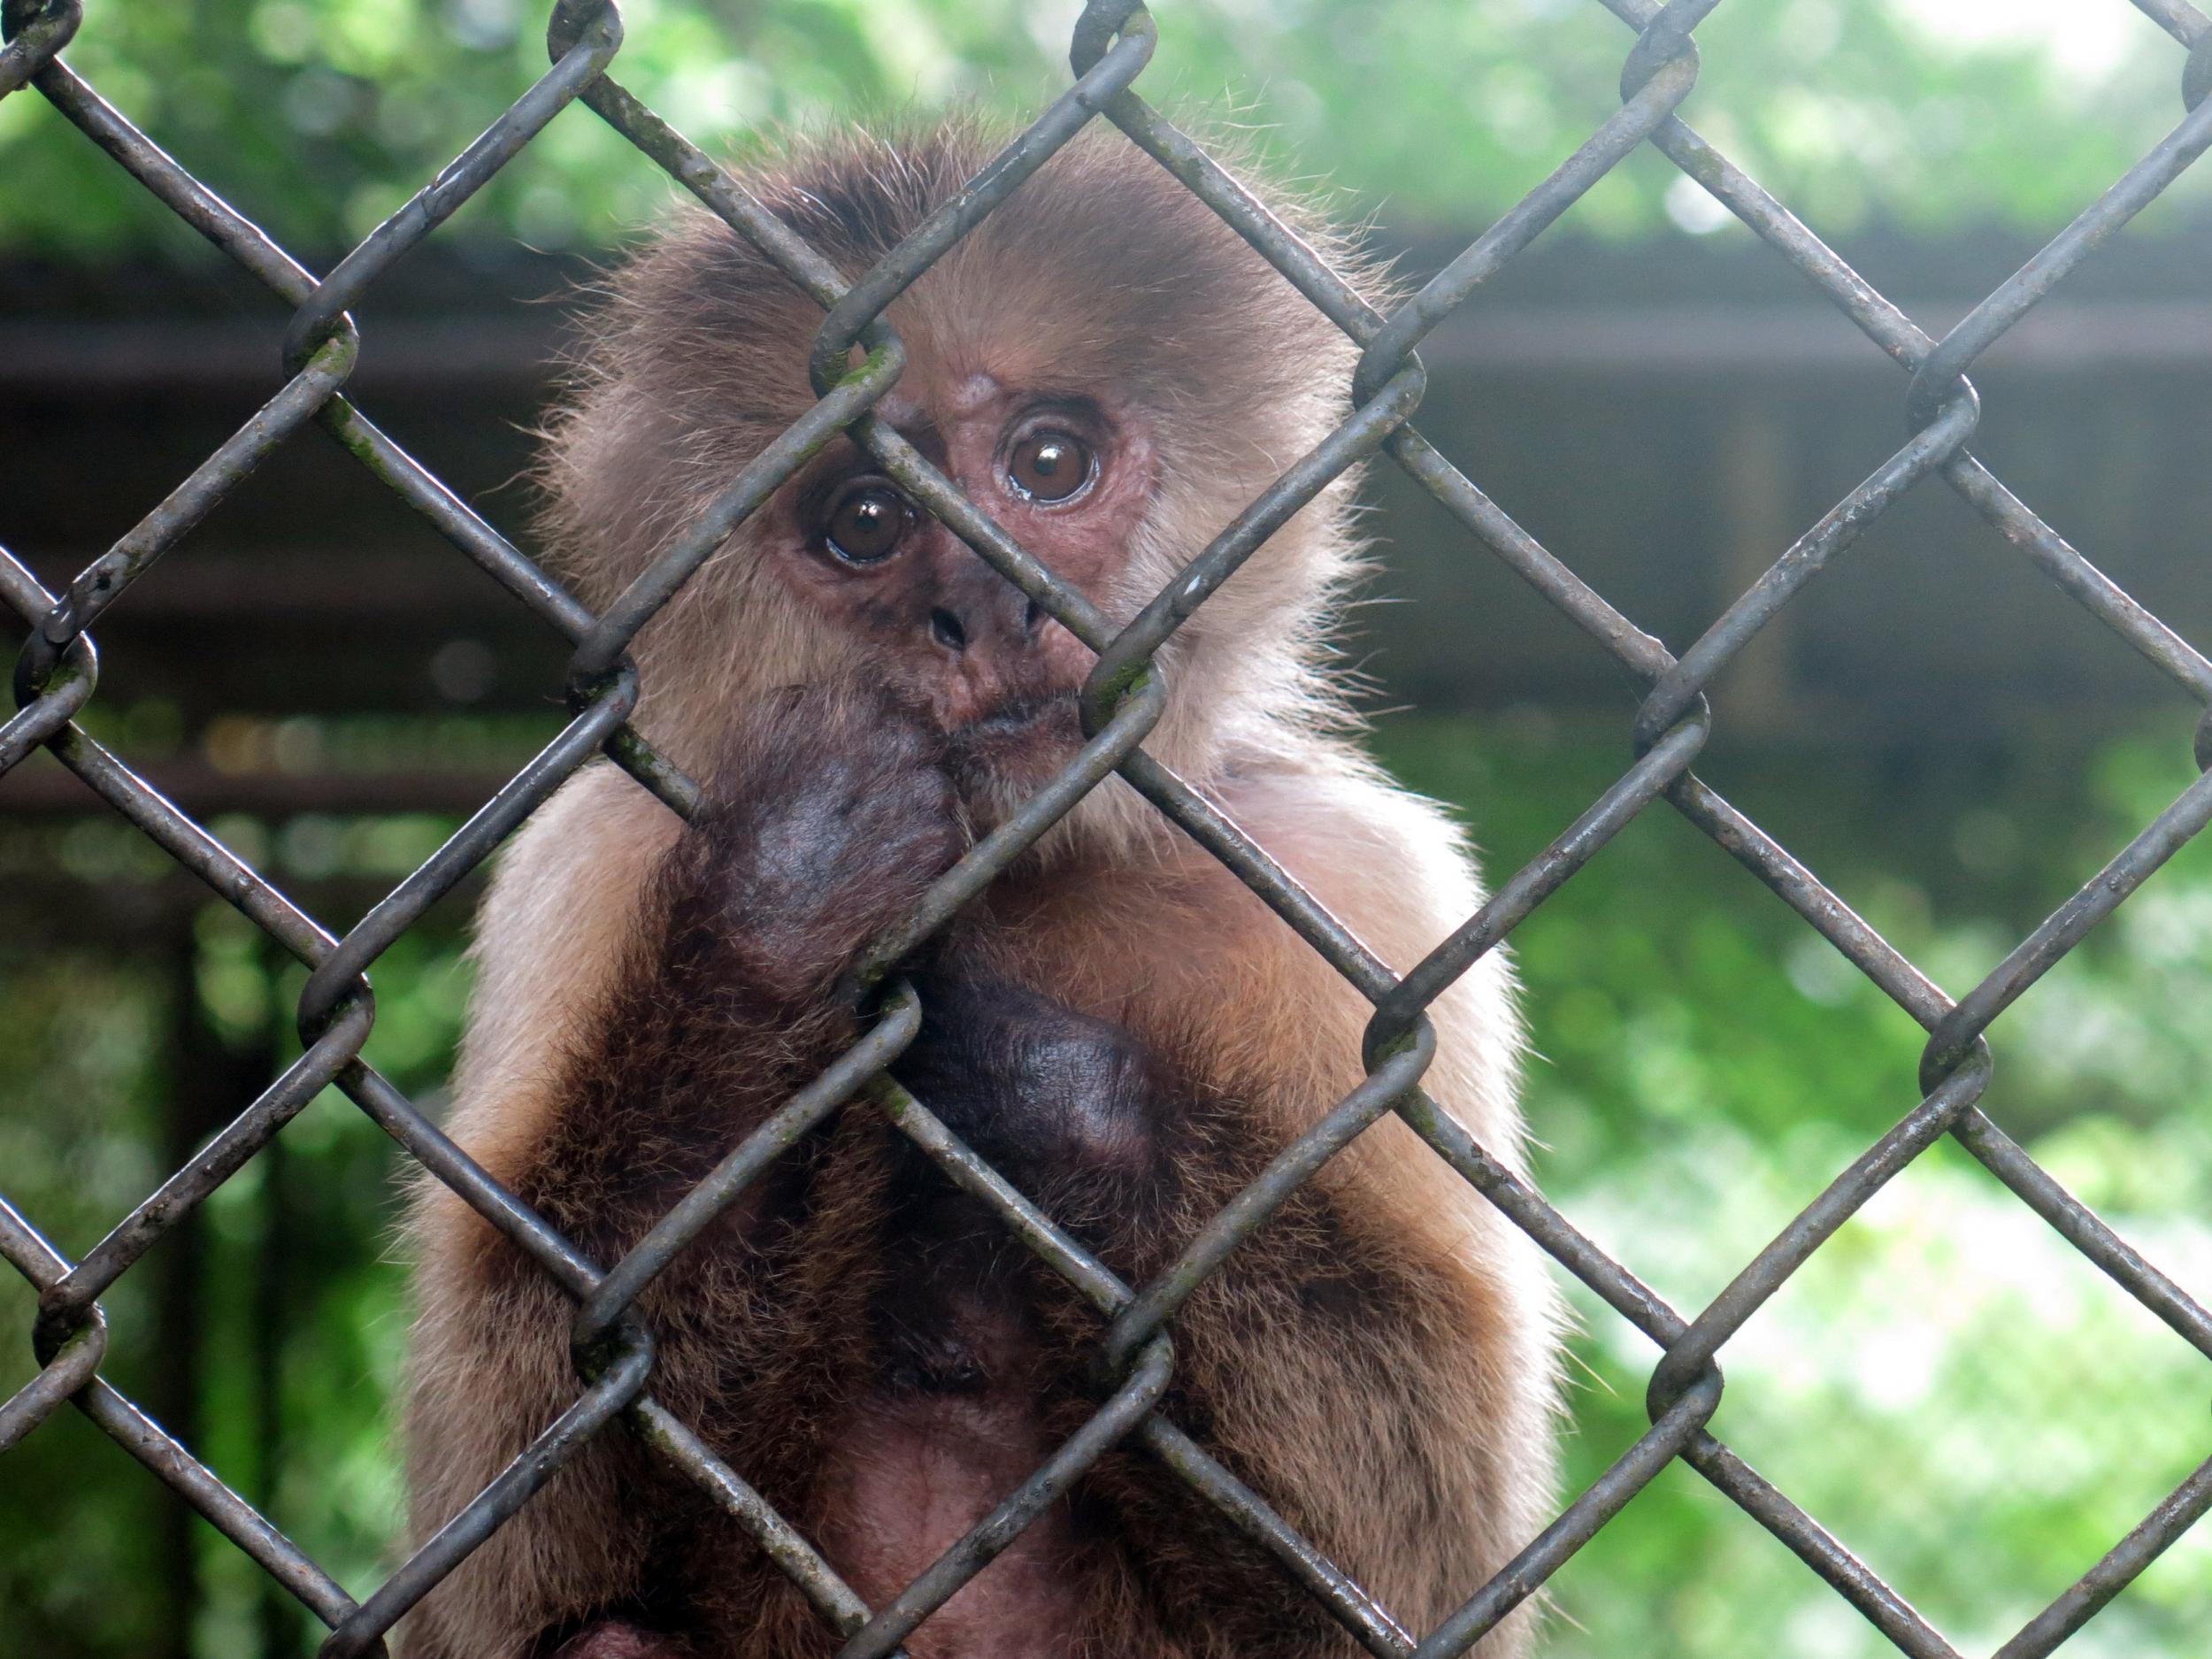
[{"left": 5, "top": 0, "right": 2212, "bottom": 1655}]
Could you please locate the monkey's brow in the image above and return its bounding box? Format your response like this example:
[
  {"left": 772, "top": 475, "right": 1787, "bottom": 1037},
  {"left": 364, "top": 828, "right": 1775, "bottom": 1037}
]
[{"left": 800, "top": 412, "right": 948, "bottom": 483}]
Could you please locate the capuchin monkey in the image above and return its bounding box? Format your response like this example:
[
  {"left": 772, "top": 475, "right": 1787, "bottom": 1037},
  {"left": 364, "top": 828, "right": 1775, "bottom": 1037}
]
[{"left": 401, "top": 124, "right": 1555, "bottom": 1659}]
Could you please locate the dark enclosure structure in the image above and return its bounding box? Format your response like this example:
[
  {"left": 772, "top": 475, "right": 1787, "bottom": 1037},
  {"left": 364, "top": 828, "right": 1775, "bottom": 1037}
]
[{"left": 6, "top": 1, "right": 2212, "bottom": 1656}]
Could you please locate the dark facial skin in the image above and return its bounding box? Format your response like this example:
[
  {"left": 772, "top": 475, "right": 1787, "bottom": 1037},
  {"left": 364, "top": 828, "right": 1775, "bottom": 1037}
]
[{"left": 767, "top": 375, "right": 1157, "bottom": 787}]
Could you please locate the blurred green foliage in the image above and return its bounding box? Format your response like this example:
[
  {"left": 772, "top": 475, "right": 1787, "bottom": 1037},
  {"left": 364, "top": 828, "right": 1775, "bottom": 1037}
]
[
  {"left": 1, "top": 0, "right": 2206, "bottom": 261},
  {"left": 4, "top": 713, "right": 2211, "bottom": 1655},
  {"left": 1375, "top": 714, "right": 2212, "bottom": 1659}
]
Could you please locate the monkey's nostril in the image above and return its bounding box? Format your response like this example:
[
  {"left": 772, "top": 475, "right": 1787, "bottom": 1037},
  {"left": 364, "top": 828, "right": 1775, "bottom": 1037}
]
[
  {"left": 1023, "top": 597, "right": 1047, "bottom": 636},
  {"left": 930, "top": 608, "right": 968, "bottom": 654}
]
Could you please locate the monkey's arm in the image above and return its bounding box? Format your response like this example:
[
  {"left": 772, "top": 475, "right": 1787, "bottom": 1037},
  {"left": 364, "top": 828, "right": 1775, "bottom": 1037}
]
[
  {"left": 1057, "top": 757, "right": 1557, "bottom": 1654},
  {"left": 401, "top": 687, "right": 966, "bottom": 1659}
]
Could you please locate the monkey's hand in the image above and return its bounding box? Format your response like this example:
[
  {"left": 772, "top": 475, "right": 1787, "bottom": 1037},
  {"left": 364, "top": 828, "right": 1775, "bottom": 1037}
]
[
  {"left": 654, "top": 683, "right": 968, "bottom": 1019},
  {"left": 898, "top": 970, "right": 1165, "bottom": 1206}
]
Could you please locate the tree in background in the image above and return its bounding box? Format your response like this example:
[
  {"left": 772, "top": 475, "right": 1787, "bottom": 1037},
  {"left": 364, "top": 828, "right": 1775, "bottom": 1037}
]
[{"left": 0, "top": 0, "right": 2204, "bottom": 258}]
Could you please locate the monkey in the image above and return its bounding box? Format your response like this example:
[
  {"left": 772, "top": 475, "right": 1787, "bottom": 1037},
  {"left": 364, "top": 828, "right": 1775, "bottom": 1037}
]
[{"left": 399, "top": 123, "right": 1556, "bottom": 1659}]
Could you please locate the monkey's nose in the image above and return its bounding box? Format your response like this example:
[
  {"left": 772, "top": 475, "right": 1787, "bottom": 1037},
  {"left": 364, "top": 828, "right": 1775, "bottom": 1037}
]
[
  {"left": 926, "top": 561, "right": 1052, "bottom": 663},
  {"left": 929, "top": 586, "right": 1047, "bottom": 657}
]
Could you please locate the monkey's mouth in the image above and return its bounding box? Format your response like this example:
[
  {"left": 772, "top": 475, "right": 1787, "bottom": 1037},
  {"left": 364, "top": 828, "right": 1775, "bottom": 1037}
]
[{"left": 946, "top": 691, "right": 1084, "bottom": 791}]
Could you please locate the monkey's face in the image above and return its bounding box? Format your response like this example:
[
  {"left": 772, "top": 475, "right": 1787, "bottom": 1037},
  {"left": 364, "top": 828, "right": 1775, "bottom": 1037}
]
[
  {"left": 544, "top": 137, "right": 1375, "bottom": 853},
  {"left": 764, "top": 373, "right": 1156, "bottom": 809}
]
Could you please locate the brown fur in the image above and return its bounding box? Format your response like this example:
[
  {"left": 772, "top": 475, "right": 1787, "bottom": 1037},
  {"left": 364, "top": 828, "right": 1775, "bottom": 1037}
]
[{"left": 402, "top": 122, "right": 1555, "bottom": 1659}]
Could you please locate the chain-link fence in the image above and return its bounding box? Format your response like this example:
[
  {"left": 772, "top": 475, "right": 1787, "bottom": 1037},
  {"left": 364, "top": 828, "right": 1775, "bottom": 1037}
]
[{"left": 5, "top": 0, "right": 2212, "bottom": 1654}]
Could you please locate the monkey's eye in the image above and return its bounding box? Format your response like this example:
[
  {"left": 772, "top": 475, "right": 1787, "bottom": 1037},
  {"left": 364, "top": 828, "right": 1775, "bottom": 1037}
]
[
  {"left": 1007, "top": 429, "right": 1094, "bottom": 503},
  {"left": 824, "top": 483, "right": 911, "bottom": 565}
]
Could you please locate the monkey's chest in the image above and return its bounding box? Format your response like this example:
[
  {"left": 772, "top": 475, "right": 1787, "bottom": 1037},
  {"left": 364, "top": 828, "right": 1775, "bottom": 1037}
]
[{"left": 813, "top": 1262, "right": 1090, "bottom": 1659}]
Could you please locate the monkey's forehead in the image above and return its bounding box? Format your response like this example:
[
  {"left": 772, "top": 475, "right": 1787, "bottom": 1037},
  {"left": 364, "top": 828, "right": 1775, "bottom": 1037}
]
[{"left": 603, "top": 128, "right": 1372, "bottom": 431}]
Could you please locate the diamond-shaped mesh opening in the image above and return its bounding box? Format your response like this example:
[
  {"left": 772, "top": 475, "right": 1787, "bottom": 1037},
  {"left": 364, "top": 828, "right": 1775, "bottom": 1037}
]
[{"left": 1692, "top": 1133, "right": 2212, "bottom": 1651}]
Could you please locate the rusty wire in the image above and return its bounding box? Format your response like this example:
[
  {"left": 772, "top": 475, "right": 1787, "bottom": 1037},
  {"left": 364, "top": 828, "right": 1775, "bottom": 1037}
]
[{"left": 5, "top": 0, "right": 2212, "bottom": 1655}]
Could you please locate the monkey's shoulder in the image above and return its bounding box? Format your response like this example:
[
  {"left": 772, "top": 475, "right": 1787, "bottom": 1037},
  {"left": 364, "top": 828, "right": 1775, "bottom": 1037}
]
[{"left": 1219, "top": 753, "right": 1489, "bottom": 936}]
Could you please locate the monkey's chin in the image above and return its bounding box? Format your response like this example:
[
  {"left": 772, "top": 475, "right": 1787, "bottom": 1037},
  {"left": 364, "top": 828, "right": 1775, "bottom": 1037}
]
[{"left": 948, "top": 695, "right": 1089, "bottom": 835}]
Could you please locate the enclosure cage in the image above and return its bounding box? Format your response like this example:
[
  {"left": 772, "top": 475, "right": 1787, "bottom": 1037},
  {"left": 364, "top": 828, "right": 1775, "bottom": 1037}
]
[{"left": 5, "top": 0, "right": 2212, "bottom": 1655}]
